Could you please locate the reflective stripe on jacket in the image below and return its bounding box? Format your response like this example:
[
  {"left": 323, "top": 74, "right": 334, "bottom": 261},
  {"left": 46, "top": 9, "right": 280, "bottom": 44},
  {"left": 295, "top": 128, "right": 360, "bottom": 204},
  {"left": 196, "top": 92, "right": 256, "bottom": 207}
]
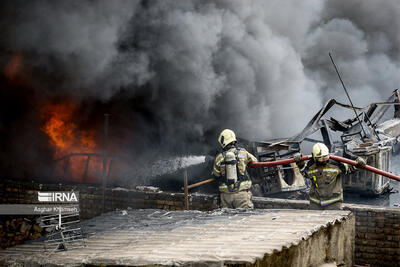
[
  {"left": 309, "top": 195, "right": 343, "bottom": 206},
  {"left": 299, "top": 160, "right": 352, "bottom": 206},
  {"left": 212, "top": 147, "right": 257, "bottom": 193}
]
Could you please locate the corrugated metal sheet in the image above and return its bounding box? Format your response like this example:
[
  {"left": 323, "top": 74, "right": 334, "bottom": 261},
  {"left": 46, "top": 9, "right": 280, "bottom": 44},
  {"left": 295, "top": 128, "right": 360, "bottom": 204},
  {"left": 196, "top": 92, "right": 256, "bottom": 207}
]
[{"left": 0, "top": 209, "right": 351, "bottom": 266}]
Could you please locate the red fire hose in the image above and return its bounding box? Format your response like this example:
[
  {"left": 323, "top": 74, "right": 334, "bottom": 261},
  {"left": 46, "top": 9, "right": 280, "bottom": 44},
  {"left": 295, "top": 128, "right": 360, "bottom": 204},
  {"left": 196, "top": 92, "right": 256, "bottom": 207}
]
[
  {"left": 249, "top": 155, "right": 311, "bottom": 167},
  {"left": 249, "top": 154, "right": 400, "bottom": 182},
  {"left": 185, "top": 154, "right": 400, "bottom": 190},
  {"left": 329, "top": 155, "right": 400, "bottom": 182}
]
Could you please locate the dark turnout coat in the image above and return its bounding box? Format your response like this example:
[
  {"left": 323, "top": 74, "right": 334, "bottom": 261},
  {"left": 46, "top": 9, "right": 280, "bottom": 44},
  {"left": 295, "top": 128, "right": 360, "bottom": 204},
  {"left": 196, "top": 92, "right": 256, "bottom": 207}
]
[{"left": 297, "top": 159, "right": 356, "bottom": 206}]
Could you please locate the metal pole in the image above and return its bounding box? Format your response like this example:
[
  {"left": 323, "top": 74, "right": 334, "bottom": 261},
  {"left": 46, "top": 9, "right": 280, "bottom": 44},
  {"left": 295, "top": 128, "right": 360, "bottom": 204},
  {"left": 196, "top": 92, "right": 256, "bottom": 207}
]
[
  {"left": 184, "top": 170, "right": 189, "bottom": 210},
  {"left": 183, "top": 178, "right": 216, "bottom": 190},
  {"left": 102, "top": 114, "right": 109, "bottom": 213},
  {"left": 329, "top": 52, "right": 367, "bottom": 138}
]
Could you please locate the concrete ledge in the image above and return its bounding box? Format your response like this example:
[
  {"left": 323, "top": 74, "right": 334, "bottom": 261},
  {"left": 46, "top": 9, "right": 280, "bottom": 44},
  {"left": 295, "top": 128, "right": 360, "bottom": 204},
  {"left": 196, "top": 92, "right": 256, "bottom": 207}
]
[
  {"left": 0, "top": 209, "right": 355, "bottom": 267},
  {"left": 253, "top": 196, "right": 309, "bottom": 209}
]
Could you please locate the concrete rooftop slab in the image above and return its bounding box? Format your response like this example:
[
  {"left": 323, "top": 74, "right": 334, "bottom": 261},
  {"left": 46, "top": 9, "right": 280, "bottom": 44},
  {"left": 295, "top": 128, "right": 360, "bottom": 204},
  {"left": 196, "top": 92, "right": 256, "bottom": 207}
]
[{"left": 0, "top": 209, "right": 354, "bottom": 266}]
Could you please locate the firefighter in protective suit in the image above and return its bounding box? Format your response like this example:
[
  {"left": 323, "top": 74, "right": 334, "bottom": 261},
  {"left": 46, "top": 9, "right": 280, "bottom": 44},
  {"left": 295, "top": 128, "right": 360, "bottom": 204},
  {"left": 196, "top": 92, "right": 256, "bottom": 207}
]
[
  {"left": 294, "top": 143, "right": 366, "bottom": 210},
  {"left": 212, "top": 129, "right": 258, "bottom": 209}
]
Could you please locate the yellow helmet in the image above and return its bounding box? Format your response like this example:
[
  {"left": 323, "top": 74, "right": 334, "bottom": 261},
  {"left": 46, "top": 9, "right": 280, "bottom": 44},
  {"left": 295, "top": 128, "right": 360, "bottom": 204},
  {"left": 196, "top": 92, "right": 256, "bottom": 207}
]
[
  {"left": 312, "top": 143, "right": 329, "bottom": 160},
  {"left": 218, "top": 129, "right": 237, "bottom": 148}
]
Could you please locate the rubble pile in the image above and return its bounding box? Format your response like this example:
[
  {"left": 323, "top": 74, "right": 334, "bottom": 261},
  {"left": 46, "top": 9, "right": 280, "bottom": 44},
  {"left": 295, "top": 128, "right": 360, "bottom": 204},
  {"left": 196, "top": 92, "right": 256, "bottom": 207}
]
[{"left": 0, "top": 217, "right": 43, "bottom": 249}]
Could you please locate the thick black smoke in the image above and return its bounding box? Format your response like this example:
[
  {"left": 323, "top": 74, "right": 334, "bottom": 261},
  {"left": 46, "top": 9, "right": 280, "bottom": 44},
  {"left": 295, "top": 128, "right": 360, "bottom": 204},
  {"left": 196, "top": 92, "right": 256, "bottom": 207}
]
[{"left": 0, "top": 0, "right": 399, "bottom": 180}]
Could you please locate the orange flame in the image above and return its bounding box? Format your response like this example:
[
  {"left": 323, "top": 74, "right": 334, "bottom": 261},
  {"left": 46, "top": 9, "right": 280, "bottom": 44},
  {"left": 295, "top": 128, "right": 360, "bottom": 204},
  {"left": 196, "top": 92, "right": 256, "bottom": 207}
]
[
  {"left": 41, "top": 101, "right": 96, "bottom": 158},
  {"left": 41, "top": 101, "right": 104, "bottom": 182}
]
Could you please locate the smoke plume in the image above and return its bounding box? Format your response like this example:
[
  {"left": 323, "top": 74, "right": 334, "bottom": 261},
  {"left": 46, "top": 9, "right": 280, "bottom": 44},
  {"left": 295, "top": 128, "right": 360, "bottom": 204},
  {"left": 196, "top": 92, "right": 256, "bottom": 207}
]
[{"left": 0, "top": 0, "right": 399, "bottom": 179}]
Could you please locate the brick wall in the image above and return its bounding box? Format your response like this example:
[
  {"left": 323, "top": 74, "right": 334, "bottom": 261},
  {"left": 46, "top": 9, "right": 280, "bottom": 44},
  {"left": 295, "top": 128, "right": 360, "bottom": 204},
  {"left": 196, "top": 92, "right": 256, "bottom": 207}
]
[
  {"left": 0, "top": 179, "right": 218, "bottom": 218},
  {"left": 252, "top": 197, "right": 400, "bottom": 267},
  {"left": 1, "top": 179, "right": 399, "bottom": 266},
  {"left": 343, "top": 204, "right": 400, "bottom": 266}
]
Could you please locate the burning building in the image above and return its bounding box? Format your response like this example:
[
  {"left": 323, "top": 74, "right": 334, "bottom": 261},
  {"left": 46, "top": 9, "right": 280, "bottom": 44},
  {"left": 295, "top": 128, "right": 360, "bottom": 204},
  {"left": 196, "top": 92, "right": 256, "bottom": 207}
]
[
  {"left": 1, "top": 0, "right": 400, "bottom": 188},
  {"left": 0, "top": 1, "right": 400, "bottom": 266},
  {"left": 0, "top": 0, "right": 399, "bottom": 189}
]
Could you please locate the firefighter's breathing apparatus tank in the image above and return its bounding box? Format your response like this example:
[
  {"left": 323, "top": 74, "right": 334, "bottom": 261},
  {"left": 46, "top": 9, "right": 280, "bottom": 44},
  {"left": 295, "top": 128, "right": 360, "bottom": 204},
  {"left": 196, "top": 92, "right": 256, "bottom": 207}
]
[{"left": 224, "top": 151, "right": 238, "bottom": 185}]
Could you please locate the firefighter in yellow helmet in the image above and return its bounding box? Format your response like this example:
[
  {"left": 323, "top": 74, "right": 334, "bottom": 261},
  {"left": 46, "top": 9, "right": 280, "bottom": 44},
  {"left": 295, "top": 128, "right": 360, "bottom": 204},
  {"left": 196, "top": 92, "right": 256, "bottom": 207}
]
[
  {"left": 294, "top": 143, "right": 366, "bottom": 210},
  {"left": 212, "top": 129, "right": 258, "bottom": 209}
]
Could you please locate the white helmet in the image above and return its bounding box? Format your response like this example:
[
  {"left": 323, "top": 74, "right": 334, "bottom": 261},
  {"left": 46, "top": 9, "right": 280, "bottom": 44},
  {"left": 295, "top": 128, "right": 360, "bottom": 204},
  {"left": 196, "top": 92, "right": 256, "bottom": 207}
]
[
  {"left": 218, "top": 129, "right": 237, "bottom": 148},
  {"left": 312, "top": 143, "right": 329, "bottom": 160}
]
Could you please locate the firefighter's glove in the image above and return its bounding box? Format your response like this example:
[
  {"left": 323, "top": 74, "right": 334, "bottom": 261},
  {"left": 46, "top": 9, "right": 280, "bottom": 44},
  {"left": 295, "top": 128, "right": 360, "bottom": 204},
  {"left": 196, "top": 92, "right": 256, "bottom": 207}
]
[
  {"left": 355, "top": 157, "right": 366, "bottom": 169},
  {"left": 293, "top": 153, "right": 303, "bottom": 163}
]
